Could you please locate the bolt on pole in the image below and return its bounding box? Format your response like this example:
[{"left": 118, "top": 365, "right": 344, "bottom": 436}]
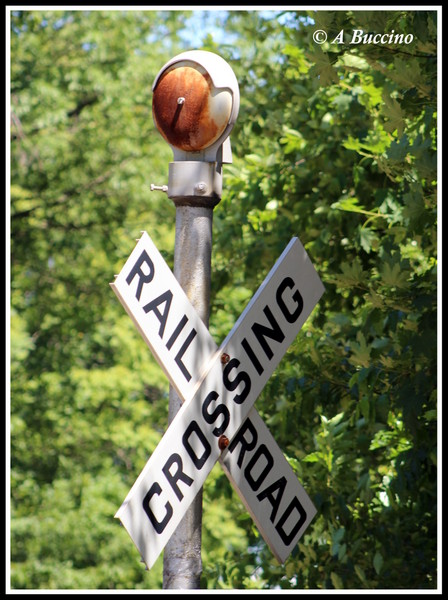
[{"left": 150, "top": 50, "right": 239, "bottom": 589}]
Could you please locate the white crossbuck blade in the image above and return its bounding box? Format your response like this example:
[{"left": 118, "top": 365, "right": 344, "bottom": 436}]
[{"left": 111, "top": 232, "right": 325, "bottom": 570}]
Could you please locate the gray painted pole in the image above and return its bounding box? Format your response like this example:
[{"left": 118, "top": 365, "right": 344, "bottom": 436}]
[
  {"left": 162, "top": 201, "right": 216, "bottom": 589},
  {"left": 151, "top": 49, "right": 239, "bottom": 589}
]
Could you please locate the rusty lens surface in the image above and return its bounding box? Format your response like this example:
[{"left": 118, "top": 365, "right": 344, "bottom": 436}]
[{"left": 152, "top": 64, "right": 231, "bottom": 152}]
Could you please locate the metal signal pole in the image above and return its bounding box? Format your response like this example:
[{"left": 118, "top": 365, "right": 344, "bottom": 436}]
[
  {"left": 162, "top": 200, "right": 216, "bottom": 589},
  {"left": 150, "top": 51, "right": 239, "bottom": 589}
]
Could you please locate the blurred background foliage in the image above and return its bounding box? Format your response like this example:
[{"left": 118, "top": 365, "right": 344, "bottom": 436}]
[{"left": 9, "top": 8, "right": 438, "bottom": 590}]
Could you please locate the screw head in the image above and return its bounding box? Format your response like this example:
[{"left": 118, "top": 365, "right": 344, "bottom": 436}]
[
  {"left": 218, "top": 435, "right": 230, "bottom": 451},
  {"left": 220, "top": 353, "right": 230, "bottom": 365},
  {"left": 194, "top": 181, "right": 207, "bottom": 195}
]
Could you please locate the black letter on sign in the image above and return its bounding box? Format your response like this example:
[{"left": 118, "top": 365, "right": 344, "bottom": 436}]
[
  {"left": 276, "top": 277, "right": 303, "bottom": 323},
  {"left": 244, "top": 444, "right": 274, "bottom": 491},
  {"left": 252, "top": 306, "right": 285, "bottom": 360},
  {"left": 241, "top": 337, "right": 264, "bottom": 376},
  {"left": 175, "top": 328, "right": 197, "bottom": 382},
  {"left": 228, "top": 418, "right": 258, "bottom": 468},
  {"left": 256, "top": 476, "right": 287, "bottom": 523},
  {"left": 275, "top": 496, "right": 307, "bottom": 546},
  {"left": 165, "top": 314, "right": 188, "bottom": 350},
  {"left": 142, "top": 482, "right": 173, "bottom": 534},
  {"left": 126, "top": 250, "right": 155, "bottom": 301},
  {"left": 223, "top": 358, "right": 251, "bottom": 405},
  {"left": 162, "top": 453, "right": 194, "bottom": 501},
  {"left": 182, "top": 420, "right": 211, "bottom": 469},
  {"left": 143, "top": 290, "right": 173, "bottom": 339},
  {"left": 202, "top": 391, "right": 230, "bottom": 437}
]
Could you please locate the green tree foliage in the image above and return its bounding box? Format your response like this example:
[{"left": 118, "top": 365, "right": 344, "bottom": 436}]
[
  {"left": 9, "top": 8, "right": 438, "bottom": 590},
  {"left": 205, "top": 9, "right": 438, "bottom": 590}
]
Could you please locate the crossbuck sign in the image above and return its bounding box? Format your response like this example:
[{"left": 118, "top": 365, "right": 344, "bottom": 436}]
[{"left": 111, "top": 232, "right": 325, "bottom": 570}]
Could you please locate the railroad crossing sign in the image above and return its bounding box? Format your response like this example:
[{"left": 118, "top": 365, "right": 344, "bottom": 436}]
[{"left": 111, "top": 231, "right": 324, "bottom": 570}]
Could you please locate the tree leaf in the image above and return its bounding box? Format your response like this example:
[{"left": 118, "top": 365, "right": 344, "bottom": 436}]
[
  {"left": 382, "top": 92, "right": 405, "bottom": 137},
  {"left": 331, "top": 571, "right": 344, "bottom": 589},
  {"left": 307, "top": 47, "right": 339, "bottom": 86},
  {"left": 373, "top": 551, "right": 384, "bottom": 575}
]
